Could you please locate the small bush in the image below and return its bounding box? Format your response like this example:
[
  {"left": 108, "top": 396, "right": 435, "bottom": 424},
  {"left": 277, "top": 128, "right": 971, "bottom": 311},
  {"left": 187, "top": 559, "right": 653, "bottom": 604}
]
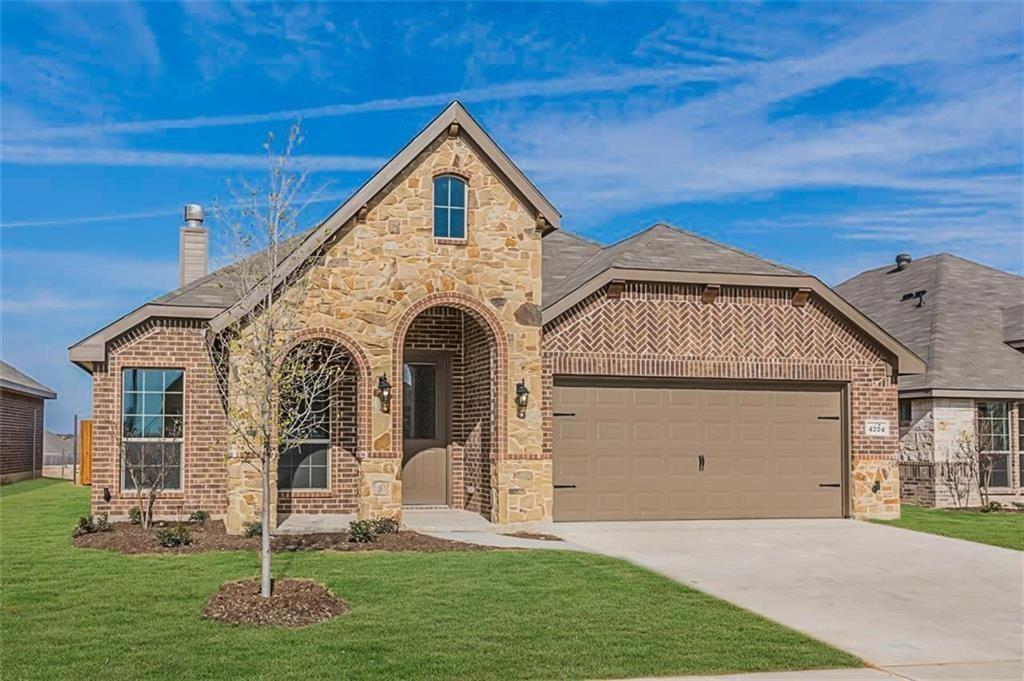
[
  {"left": 1012, "top": 502, "right": 1024, "bottom": 511},
  {"left": 128, "top": 508, "right": 142, "bottom": 525},
  {"left": 155, "top": 524, "right": 192, "bottom": 548},
  {"left": 72, "top": 514, "right": 112, "bottom": 538},
  {"left": 980, "top": 501, "right": 1003, "bottom": 513},
  {"left": 188, "top": 510, "right": 210, "bottom": 525},
  {"left": 347, "top": 520, "right": 377, "bottom": 543},
  {"left": 370, "top": 517, "right": 400, "bottom": 536},
  {"left": 243, "top": 521, "right": 263, "bottom": 539}
]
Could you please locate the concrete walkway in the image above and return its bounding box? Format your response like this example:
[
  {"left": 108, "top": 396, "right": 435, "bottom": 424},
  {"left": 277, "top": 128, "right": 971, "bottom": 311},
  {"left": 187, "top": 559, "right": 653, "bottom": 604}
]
[
  {"left": 619, "top": 661, "right": 1024, "bottom": 680},
  {"left": 553, "top": 519, "right": 1023, "bottom": 681},
  {"left": 402, "top": 507, "right": 587, "bottom": 550}
]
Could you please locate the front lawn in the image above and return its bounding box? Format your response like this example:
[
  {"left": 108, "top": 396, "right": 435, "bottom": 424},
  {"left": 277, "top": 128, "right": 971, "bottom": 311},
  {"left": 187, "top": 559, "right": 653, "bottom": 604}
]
[
  {"left": 1, "top": 479, "right": 859, "bottom": 680},
  {"left": 873, "top": 504, "right": 1024, "bottom": 551}
]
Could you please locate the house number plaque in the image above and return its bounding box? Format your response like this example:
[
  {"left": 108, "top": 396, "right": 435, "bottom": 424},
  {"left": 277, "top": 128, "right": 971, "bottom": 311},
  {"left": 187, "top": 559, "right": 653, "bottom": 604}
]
[{"left": 864, "top": 419, "right": 891, "bottom": 437}]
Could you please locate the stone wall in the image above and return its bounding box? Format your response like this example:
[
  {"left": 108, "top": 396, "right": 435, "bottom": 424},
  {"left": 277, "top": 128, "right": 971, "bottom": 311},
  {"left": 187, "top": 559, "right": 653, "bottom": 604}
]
[
  {"left": 543, "top": 282, "right": 902, "bottom": 520},
  {"left": 223, "top": 129, "right": 547, "bottom": 527}
]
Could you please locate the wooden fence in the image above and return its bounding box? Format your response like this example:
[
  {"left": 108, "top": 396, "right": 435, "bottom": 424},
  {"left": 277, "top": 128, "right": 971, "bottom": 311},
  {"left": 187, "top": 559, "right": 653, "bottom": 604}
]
[{"left": 78, "top": 420, "right": 93, "bottom": 485}]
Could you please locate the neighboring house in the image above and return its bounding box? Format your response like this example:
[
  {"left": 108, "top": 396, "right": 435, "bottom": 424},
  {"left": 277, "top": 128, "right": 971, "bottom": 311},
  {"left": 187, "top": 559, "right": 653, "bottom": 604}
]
[
  {"left": 68, "top": 102, "right": 923, "bottom": 532},
  {"left": 1, "top": 361, "right": 57, "bottom": 484},
  {"left": 837, "top": 254, "right": 1024, "bottom": 507}
]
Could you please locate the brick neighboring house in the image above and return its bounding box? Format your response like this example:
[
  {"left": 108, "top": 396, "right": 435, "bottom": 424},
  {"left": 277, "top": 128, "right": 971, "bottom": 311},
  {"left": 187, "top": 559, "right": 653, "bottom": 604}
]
[
  {"left": 837, "top": 254, "right": 1024, "bottom": 507},
  {"left": 69, "top": 102, "right": 923, "bottom": 532},
  {"left": 1, "top": 361, "right": 57, "bottom": 484}
]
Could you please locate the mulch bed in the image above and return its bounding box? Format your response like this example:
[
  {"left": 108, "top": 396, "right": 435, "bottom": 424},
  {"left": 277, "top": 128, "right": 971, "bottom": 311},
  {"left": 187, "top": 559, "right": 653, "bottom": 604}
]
[
  {"left": 503, "top": 531, "right": 564, "bottom": 542},
  {"left": 73, "top": 521, "right": 487, "bottom": 555},
  {"left": 202, "top": 579, "right": 347, "bottom": 627}
]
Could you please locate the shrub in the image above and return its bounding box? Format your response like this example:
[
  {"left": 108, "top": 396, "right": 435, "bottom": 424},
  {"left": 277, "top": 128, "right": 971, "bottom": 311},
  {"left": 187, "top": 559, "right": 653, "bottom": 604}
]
[
  {"left": 128, "top": 508, "right": 142, "bottom": 525},
  {"left": 156, "top": 524, "right": 192, "bottom": 548},
  {"left": 243, "top": 521, "right": 263, "bottom": 538},
  {"left": 1012, "top": 502, "right": 1024, "bottom": 511},
  {"left": 370, "top": 517, "right": 400, "bottom": 536},
  {"left": 188, "top": 510, "right": 210, "bottom": 525},
  {"left": 72, "top": 514, "right": 111, "bottom": 538},
  {"left": 980, "top": 501, "right": 1003, "bottom": 513},
  {"left": 347, "top": 520, "right": 377, "bottom": 543}
]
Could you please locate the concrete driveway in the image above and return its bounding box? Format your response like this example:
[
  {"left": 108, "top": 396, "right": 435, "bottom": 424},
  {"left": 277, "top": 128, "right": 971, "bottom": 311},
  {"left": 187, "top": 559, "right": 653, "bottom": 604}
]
[{"left": 552, "top": 519, "right": 1023, "bottom": 680}]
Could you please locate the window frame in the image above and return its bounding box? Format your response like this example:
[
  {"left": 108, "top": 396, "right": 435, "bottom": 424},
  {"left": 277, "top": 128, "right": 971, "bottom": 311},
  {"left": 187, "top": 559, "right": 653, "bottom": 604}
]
[
  {"left": 898, "top": 399, "right": 912, "bottom": 428},
  {"left": 121, "top": 368, "right": 185, "bottom": 492},
  {"left": 278, "top": 387, "right": 332, "bottom": 492},
  {"left": 976, "top": 400, "right": 1010, "bottom": 488},
  {"left": 432, "top": 174, "right": 467, "bottom": 240}
]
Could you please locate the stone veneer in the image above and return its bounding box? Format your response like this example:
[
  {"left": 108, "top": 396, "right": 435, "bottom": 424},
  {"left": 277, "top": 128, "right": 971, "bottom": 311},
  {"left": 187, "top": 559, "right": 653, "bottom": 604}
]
[
  {"left": 543, "top": 283, "right": 902, "bottom": 520},
  {"left": 222, "top": 131, "right": 548, "bottom": 530}
]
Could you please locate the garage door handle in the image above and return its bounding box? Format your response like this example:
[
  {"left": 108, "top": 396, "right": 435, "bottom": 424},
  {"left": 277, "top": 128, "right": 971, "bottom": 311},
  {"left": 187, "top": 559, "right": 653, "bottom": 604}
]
[
  {"left": 698, "top": 454, "right": 705, "bottom": 471},
  {"left": 818, "top": 483, "right": 841, "bottom": 488},
  {"left": 817, "top": 416, "right": 840, "bottom": 420},
  {"left": 553, "top": 412, "right": 576, "bottom": 417},
  {"left": 554, "top": 484, "right": 576, "bottom": 489}
]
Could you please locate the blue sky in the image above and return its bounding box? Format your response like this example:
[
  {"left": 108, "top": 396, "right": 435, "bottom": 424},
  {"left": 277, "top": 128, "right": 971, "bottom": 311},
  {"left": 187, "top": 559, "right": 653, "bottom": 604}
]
[{"left": 2, "top": 1, "right": 1022, "bottom": 430}]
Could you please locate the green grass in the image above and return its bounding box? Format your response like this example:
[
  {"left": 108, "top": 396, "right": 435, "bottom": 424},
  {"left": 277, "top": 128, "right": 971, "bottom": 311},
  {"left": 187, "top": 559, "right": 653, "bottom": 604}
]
[
  {"left": 0, "top": 480, "right": 859, "bottom": 680},
  {"left": 873, "top": 504, "right": 1024, "bottom": 551}
]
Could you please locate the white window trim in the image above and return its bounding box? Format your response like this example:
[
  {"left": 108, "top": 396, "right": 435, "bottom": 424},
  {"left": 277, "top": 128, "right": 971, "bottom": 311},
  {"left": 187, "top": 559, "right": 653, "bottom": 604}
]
[{"left": 976, "top": 401, "right": 1011, "bottom": 489}]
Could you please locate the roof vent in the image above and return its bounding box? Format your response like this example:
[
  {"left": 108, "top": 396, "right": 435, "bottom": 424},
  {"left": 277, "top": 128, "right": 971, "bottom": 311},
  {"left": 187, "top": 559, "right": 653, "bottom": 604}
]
[
  {"left": 184, "top": 203, "right": 205, "bottom": 228},
  {"left": 895, "top": 253, "right": 912, "bottom": 270}
]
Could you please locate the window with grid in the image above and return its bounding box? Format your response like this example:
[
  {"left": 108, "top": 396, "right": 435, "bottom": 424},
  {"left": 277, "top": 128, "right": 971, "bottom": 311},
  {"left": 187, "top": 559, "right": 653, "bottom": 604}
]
[
  {"left": 433, "top": 175, "right": 466, "bottom": 239},
  {"left": 279, "top": 389, "right": 330, "bottom": 490},
  {"left": 122, "top": 369, "right": 183, "bottom": 490},
  {"left": 976, "top": 401, "right": 1010, "bottom": 487},
  {"left": 1019, "top": 403, "right": 1023, "bottom": 487}
]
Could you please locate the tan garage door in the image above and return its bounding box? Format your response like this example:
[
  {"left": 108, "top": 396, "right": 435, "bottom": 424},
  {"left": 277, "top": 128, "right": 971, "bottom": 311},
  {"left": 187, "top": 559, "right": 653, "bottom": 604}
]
[{"left": 553, "top": 381, "right": 844, "bottom": 521}]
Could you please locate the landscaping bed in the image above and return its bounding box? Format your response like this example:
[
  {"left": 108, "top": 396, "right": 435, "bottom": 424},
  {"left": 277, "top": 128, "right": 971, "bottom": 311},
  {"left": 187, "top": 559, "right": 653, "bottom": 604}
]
[
  {"left": 72, "top": 519, "right": 484, "bottom": 555},
  {"left": 202, "top": 578, "right": 347, "bottom": 627}
]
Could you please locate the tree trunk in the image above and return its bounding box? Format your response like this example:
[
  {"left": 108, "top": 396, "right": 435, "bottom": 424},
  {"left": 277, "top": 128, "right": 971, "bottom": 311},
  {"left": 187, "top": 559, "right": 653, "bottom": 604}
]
[{"left": 261, "top": 455, "right": 272, "bottom": 598}]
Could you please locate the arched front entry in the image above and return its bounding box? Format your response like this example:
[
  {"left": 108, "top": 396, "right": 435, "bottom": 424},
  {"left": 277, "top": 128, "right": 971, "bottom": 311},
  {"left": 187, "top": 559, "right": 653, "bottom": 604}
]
[{"left": 392, "top": 296, "right": 505, "bottom": 518}]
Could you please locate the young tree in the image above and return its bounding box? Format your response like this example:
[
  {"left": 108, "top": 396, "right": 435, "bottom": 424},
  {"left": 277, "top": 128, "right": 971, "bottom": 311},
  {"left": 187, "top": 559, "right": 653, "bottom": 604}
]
[
  {"left": 943, "top": 431, "right": 975, "bottom": 509},
  {"left": 207, "top": 123, "right": 352, "bottom": 597},
  {"left": 122, "top": 422, "right": 175, "bottom": 530}
]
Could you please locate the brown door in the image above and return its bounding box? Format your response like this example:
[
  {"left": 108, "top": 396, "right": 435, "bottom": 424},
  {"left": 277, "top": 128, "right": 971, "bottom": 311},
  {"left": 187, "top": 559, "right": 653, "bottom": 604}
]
[
  {"left": 553, "top": 380, "right": 844, "bottom": 521},
  {"left": 401, "top": 353, "right": 450, "bottom": 506}
]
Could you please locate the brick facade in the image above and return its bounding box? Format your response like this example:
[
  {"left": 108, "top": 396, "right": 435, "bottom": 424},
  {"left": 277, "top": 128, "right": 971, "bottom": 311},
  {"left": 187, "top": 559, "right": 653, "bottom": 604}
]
[
  {"left": 90, "top": 319, "right": 227, "bottom": 520},
  {"left": 0, "top": 389, "right": 45, "bottom": 484},
  {"left": 542, "top": 282, "right": 901, "bottom": 519}
]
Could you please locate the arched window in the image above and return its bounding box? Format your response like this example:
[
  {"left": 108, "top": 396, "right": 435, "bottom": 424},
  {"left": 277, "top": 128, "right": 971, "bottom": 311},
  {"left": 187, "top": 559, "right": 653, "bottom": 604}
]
[
  {"left": 433, "top": 175, "right": 466, "bottom": 239},
  {"left": 279, "top": 386, "right": 330, "bottom": 490}
]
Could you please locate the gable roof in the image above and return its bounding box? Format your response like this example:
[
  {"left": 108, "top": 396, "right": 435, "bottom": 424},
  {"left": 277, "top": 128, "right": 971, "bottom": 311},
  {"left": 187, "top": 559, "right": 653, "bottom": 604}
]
[
  {"left": 543, "top": 223, "right": 925, "bottom": 375},
  {"left": 836, "top": 253, "right": 1024, "bottom": 397},
  {"left": 1, "top": 361, "right": 57, "bottom": 399},
  {"left": 543, "top": 223, "right": 801, "bottom": 308},
  {"left": 69, "top": 102, "right": 560, "bottom": 368}
]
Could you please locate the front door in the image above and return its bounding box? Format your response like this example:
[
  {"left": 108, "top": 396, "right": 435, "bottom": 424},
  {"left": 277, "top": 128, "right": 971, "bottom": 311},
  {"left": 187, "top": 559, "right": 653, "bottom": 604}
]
[{"left": 401, "top": 352, "right": 450, "bottom": 505}]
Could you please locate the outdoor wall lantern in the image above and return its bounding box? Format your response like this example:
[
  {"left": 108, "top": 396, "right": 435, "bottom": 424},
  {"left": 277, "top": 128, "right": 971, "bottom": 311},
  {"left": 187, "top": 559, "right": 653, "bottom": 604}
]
[
  {"left": 376, "top": 374, "right": 393, "bottom": 414},
  {"left": 515, "top": 380, "right": 530, "bottom": 418},
  {"left": 102, "top": 487, "right": 111, "bottom": 503}
]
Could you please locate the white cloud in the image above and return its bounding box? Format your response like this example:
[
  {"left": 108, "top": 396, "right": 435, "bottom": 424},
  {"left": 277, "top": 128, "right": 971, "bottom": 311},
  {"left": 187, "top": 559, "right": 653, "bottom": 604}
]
[{"left": 0, "top": 145, "right": 385, "bottom": 172}]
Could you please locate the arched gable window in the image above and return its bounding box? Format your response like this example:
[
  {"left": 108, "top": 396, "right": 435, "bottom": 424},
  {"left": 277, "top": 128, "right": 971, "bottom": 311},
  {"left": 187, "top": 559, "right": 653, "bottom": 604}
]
[{"left": 433, "top": 175, "right": 466, "bottom": 239}]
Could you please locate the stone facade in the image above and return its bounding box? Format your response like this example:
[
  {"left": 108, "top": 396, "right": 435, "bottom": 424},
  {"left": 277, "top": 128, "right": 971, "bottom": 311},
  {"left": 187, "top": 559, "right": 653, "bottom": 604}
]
[
  {"left": 219, "top": 131, "right": 547, "bottom": 530},
  {"left": 543, "top": 283, "right": 902, "bottom": 519},
  {"left": 899, "top": 398, "right": 1023, "bottom": 507}
]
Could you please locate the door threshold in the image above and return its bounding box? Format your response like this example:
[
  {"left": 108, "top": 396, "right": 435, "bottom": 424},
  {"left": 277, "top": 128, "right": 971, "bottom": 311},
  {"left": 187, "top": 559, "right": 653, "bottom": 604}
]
[{"left": 402, "top": 504, "right": 450, "bottom": 510}]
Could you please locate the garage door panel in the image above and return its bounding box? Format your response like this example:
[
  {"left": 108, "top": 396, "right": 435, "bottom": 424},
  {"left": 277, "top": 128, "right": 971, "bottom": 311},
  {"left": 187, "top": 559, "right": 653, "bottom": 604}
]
[{"left": 553, "top": 382, "right": 843, "bottom": 521}]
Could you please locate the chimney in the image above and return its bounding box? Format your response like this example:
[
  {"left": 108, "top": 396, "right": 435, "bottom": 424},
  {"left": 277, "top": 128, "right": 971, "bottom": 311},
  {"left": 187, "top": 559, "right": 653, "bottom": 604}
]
[
  {"left": 895, "top": 253, "right": 912, "bottom": 271},
  {"left": 179, "top": 204, "right": 208, "bottom": 287}
]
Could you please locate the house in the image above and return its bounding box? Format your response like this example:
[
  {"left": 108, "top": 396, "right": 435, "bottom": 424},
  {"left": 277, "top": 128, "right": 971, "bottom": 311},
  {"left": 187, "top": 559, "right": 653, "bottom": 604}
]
[
  {"left": 1, "top": 360, "right": 57, "bottom": 484},
  {"left": 68, "top": 102, "right": 923, "bottom": 532},
  {"left": 837, "top": 254, "right": 1024, "bottom": 507}
]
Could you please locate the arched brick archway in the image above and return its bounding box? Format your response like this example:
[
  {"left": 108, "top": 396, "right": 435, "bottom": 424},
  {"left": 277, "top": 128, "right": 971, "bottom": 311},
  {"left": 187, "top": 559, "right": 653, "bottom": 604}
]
[{"left": 391, "top": 292, "right": 508, "bottom": 515}]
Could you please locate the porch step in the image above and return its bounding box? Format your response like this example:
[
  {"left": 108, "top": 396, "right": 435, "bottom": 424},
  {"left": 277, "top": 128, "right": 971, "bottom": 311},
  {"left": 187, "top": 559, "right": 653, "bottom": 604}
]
[{"left": 275, "top": 513, "right": 354, "bottom": 535}]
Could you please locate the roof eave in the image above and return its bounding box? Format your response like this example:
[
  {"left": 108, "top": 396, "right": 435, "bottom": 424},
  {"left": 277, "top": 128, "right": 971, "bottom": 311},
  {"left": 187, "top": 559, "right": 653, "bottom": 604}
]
[
  {"left": 68, "top": 304, "right": 223, "bottom": 370},
  {"left": 542, "top": 267, "right": 927, "bottom": 376},
  {"left": 0, "top": 378, "right": 56, "bottom": 400}
]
